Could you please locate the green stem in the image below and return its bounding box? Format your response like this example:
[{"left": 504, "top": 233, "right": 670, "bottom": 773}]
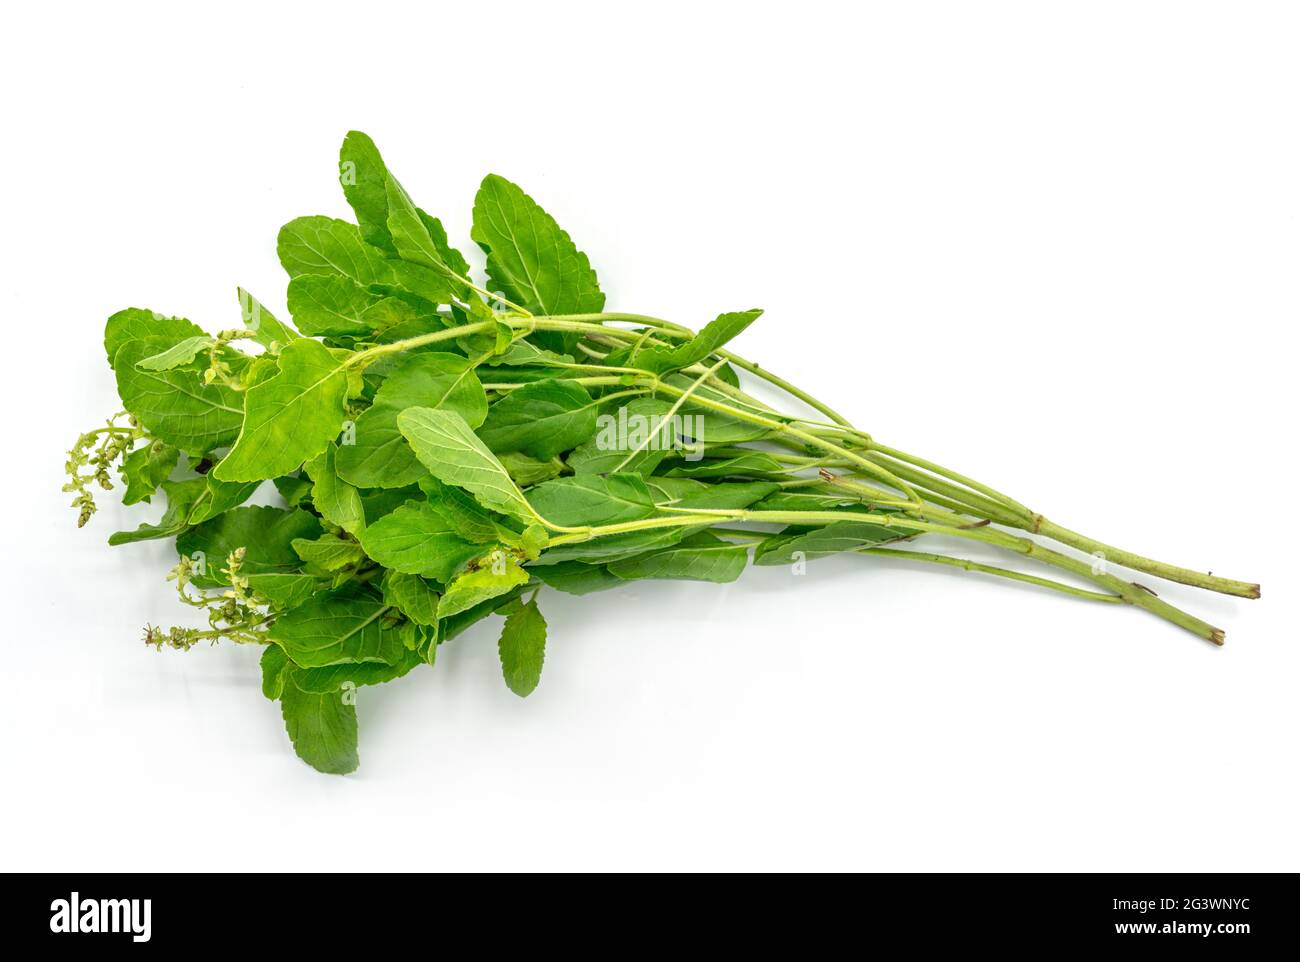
[
  {"left": 869, "top": 443, "right": 1034, "bottom": 515},
  {"left": 865, "top": 442, "right": 1259, "bottom": 598},
  {"left": 1032, "top": 520, "right": 1261, "bottom": 600},
  {"left": 857, "top": 547, "right": 1125, "bottom": 605},
  {"left": 503, "top": 312, "right": 1258, "bottom": 604},
  {"left": 546, "top": 312, "right": 857, "bottom": 425},
  {"left": 863, "top": 453, "right": 1026, "bottom": 525},
  {"left": 562, "top": 506, "right": 1225, "bottom": 643},
  {"left": 611, "top": 358, "right": 724, "bottom": 471},
  {"left": 347, "top": 320, "right": 495, "bottom": 367},
  {"left": 649, "top": 380, "right": 924, "bottom": 504}
]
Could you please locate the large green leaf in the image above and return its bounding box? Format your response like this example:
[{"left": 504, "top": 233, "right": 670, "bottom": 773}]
[
  {"left": 292, "top": 534, "right": 366, "bottom": 572},
  {"left": 339, "top": 131, "right": 470, "bottom": 298},
  {"left": 418, "top": 477, "right": 510, "bottom": 544},
  {"left": 471, "top": 174, "right": 605, "bottom": 316},
  {"left": 293, "top": 651, "right": 422, "bottom": 694},
  {"left": 237, "top": 288, "right": 300, "bottom": 350},
  {"left": 261, "top": 644, "right": 291, "bottom": 699},
  {"left": 305, "top": 445, "right": 365, "bottom": 535},
  {"left": 356, "top": 500, "right": 485, "bottom": 582},
  {"left": 385, "top": 174, "right": 469, "bottom": 300},
  {"left": 608, "top": 532, "right": 749, "bottom": 583},
  {"left": 339, "top": 130, "right": 396, "bottom": 253},
  {"left": 566, "top": 397, "right": 674, "bottom": 476},
  {"left": 479, "top": 379, "right": 598, "bottom": 459},
  {"left": 528, "top": 561, "right": 623, "bottom": 595},
  {"left": 184, "top": 475, "right": 261, "bottom": 525},
  {"left": 498, "top": 599, "right": 547, "bottom": 697},
  {"left": 525, "top": 474, "right": 656, "bottom": 527},
  {"left": 213, "top": 338, "right": 349, "bottom": 482},
  {"left": 247, "top": 573, "right": 317, "bottom": 609},
  {"left": 528, "top": 527, "right": 687, "bottom": 566},
  {"left": 381, "top": 571, "right": 440, "bottom": 627},
  {"left": 176, "top": 506, "right": 321, "bottom": 588},
  {"left": 753, "top": 521, "right": 914, "bottom": 566},
  {"left": 373, "top": 352, "right": 488, "bottom": 426},
  {"left": 114, "top": 338, "right": 244, "bottom": 454},
  {"left": 278, "top": 215, "right": 460, "bottom": 308},
  {"left": 279, "top": 668, "right": 359, "bottom": 774},
  {"left": 277, "top": 216, "right": 398, "bottom": 286},
  {"left": 268, "top": 587, "right": 407, "bottom": 668},
  {"left": 397, "top": 407, "right": 535, "bottom": 524},
  {"left": 334, "top": 404, "right": 427, "bottom": 489},
  {"left": 471, "top": 174, "right": 603, "bottom": 353},
  {"left": 104, "top": 308, "right": 205, "bottom": 366},
  {"left": 335, "top": 353, "right": 487, "bottom": 489},
  {"left": 285, "top": 274, "right": 382, "bottom": 337},
  {"left": 109, "top": 474, "right": 258, "bottom": 544},
  {"left": 638, "top": 309, "right": 762, "bottom": 374}
]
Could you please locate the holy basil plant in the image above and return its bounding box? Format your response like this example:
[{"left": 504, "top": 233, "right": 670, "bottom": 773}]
[{"left": 66, "top": 132, "right": 1260, "bottom": 774}]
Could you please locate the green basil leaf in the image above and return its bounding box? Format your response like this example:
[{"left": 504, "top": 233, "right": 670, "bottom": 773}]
[
  {"left": 471, "top": 174, "right": 603, "bottom": 353},
  {"left": 608, "top": 532, "right": 748, "bottom": 583},
  {"left": 357, "top": 500, "right": 485, "bottom": 582},
  {"left": 437, "top": 551, "right": 531, "bottom": 619},
  {"left": 526, "top": 474, "right": 656, "bottom": 527},
  {"left": 291, "top": 534, "right": 366, "bottom": 572},
  {"left": 471, "top": 174, "right": 605, "bottom": 316},
  {"left": 108, "top": 477, "right": 207, "bottom": 545},
  {"left": 114, "top": 338, "right": 244, "bottom": 454},
  {"left": 177, "top": 506, "right": 321, "bottom": 588},
  {"left": 135, "top": 335, "right": 213, "bottom": 371},
  {"left": 529, "top": 561, "right": 622, "bottom": 596},
  {"left": 268, "top": 586, "right": 407, "bottom": 668},
  {"left": 498, "top": 599, "right": 547, "bottom": 697},
  {"left": 479, "top": 379, "right": 598, "bottom": 459},
  {"left": 304, "top": 444, "right": 366, "bottom": 535},
  {"left": 397, "top": 407, "right": 536, "bottom": 524},
  {"left": 374, "top": 352, "right": 488, "bottom": 427},
  {"left": 213, "top": 338, "right": 349, "bottom": 482},
  {"left": 381, "top": 571, "right": 441, "bottom": 627},
  {"left": 753, "top": 521, "right": 915, "bottom": 567},
  {"left": 339, "top": 130, "right": 397, "bottom": 253},
  {"left": 285, "top": 274, "right": 383, "bottom": 337},
  {"left": 237, "top": 288, "right": 300, "bottom": 349},
  {"left": 104, "top": 307, "right": 205, "bottom": 366},
  {"left": 279, "top": 668, "right": 359, "bottom": 774},
  {"left": 119, "top": 439, "right": 179, "bottom": 506},
  {"left": 639, "top": 309, "right": 762, "bottom": 374},
  {"left": 566, "top": 397, "right": 675, "bottom": 476}
]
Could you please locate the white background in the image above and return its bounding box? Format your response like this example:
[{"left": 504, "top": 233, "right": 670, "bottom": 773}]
[{"left": 2, "top": 1, "right": 1295, "bottom": 871}]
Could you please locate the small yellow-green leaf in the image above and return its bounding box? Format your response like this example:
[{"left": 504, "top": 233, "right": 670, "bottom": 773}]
[
  {"left": 437, "top": 552, "right": 530, "bottom": 619},
  {"left": 135, "top": 335, "right": 213, "bottom": 371}
]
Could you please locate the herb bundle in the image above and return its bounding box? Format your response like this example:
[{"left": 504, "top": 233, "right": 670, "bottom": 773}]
[{"left": 68, "top": 132, "right": 1259, "bottom": 773}]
